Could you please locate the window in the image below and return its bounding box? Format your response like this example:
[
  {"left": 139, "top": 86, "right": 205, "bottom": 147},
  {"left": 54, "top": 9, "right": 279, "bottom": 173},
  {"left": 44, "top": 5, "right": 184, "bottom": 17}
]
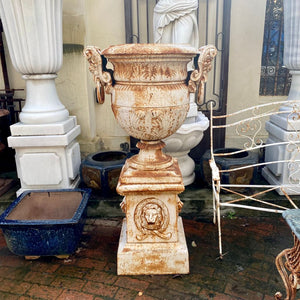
[{"left": 260, "top": 0, "right": 291, "bottom": 96}]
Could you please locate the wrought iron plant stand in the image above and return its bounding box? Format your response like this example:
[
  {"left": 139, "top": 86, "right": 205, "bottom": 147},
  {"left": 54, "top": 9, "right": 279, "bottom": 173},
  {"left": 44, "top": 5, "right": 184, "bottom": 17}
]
[{"left": 275, "top": 209, "right": 300, "bottom": 300}]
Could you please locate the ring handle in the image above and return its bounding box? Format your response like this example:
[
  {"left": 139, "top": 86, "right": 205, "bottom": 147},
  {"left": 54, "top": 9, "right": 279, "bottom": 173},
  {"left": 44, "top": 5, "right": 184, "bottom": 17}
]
[
  {"left": 188, "top": 45, "right": 217, "bottom": 105},
  {"left": 84, "top": 46, "right": 114, "bottom": 104}
]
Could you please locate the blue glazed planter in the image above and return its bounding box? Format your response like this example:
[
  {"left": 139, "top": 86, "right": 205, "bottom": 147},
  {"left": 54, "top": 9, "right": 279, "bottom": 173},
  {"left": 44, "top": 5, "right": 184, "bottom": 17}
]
[{"left": 0, "top": 188, "right": 91, "bottom": 259}]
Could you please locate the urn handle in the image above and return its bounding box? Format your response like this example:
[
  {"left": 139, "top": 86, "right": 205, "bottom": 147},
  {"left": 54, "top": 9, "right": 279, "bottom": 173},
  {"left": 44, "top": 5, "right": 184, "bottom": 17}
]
[
  {"left": 188, "top": 45, "right": 217, "bottom": 105},
  {"left": 84, "top": 46, "right": 114, "bottom": 104}
]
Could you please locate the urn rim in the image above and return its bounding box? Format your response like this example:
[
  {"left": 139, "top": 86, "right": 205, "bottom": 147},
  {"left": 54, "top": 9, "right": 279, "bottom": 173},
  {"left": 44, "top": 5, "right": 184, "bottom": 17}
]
[{"left": 101, "top": 43, "right": 198, "bottom": 56}]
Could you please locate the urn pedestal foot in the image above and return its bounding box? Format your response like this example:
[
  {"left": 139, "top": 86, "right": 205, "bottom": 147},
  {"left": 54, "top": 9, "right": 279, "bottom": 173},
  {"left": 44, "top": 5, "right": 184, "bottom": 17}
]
[{"left": 117, "top": 217, "right": 189, "bottom": 275}]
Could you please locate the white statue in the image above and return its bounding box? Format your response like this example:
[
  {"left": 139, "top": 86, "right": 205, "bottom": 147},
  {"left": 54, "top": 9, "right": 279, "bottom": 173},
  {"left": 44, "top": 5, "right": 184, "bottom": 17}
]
[
  {"left": 153, "top": 0, "right": 199, "bottom": 49},
  {"left": 154, "top": 0, "right": 211, "bottom": 187}
]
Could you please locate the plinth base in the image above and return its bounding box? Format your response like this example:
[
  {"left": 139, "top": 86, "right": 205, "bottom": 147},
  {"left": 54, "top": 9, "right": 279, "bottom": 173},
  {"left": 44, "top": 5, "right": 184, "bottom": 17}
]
[
  {"left": 262, "top": 167, "right": 300, "bottom": 195},
  {"left": 8, "top": 117, "right": 81, "bottom": 194},
  {"left": 263, "top": 120, "right": 300, "bottom": 195},
  {"left": 117, "top": 216, "right": 189, "bottom": 275}
]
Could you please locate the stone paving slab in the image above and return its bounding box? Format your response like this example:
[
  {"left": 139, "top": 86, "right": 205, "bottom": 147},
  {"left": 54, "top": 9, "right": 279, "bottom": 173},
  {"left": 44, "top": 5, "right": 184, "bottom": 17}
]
[{"left": 0, "top": 215, "right": 294, "bottom": 300}]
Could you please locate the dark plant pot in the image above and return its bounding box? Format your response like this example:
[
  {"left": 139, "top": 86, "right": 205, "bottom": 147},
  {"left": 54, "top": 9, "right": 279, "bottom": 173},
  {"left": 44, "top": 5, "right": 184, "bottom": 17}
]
[
  {"left": 201, "top": 148, "right": 259, "bottom": 185},
  {"left": 80, "top": 151, "right": 130, "bottom": 194},
  {"left": 0, "top": 188, "right": 91, "bottom": 259}
]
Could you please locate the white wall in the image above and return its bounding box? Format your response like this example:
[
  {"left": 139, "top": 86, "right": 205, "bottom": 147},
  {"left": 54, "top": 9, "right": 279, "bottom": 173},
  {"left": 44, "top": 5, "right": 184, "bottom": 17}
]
[{"left": 84, "top": 0, "right": 130, "bottom": 152}]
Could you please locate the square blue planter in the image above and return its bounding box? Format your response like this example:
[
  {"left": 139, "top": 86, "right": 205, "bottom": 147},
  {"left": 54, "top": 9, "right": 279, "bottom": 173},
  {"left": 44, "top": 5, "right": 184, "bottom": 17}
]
[{"left": 0, "top": 188, "right": 91, "bottom": 259}]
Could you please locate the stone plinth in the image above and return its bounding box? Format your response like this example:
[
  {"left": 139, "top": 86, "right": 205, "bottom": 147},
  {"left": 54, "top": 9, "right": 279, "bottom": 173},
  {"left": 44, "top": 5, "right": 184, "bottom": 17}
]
[
  {"left": 118, "top": 216, "right": 189, "bottom": 275},
  {"left": 116, "top": 145, "right": 189, "bottom": 275},
  {"left": 262, "top": 120, "right": 300, "bottom": 195},
  {"left": 8, "top": 117, "right": 81, "bottom": 196}
]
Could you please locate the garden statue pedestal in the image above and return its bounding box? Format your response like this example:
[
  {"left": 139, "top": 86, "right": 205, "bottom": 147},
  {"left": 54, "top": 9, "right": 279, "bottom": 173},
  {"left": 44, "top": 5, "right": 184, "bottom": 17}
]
[
  {"left": 0, "top": 0, "right": 81, "bottom": 194},
  {"left": 163, "top": 111, "right": 209, "bottom": 186},
  {"left": 8, "top": 117, "right": 81, "bottom": 196},
  {"left": 85, "top": 43, "right": 216, "bottom": 275}
]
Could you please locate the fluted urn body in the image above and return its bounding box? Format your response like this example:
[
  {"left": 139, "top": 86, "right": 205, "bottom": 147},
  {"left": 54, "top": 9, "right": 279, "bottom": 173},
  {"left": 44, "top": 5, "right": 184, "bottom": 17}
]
[{"left": 0, "top": 0, "right": 69, "bottom": 124}]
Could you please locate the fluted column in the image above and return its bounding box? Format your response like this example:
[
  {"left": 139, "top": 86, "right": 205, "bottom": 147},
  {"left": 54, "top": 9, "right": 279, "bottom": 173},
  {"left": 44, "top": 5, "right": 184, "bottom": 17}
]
[
  {"left": 0, "top": 0, "right": 69, "bottom": 124},
  {"left": 283, "top": 0, "right": 300, "bottom": 103}
]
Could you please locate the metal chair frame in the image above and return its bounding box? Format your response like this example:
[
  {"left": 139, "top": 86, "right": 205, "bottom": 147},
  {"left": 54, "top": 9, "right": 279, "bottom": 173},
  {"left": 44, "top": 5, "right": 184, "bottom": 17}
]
[{"left": 209, "top": 100, "right": 300, "bottom": 259}]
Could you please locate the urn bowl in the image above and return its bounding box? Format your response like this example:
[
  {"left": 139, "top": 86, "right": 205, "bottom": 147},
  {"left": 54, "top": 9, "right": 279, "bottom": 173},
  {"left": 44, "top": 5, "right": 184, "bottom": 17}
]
[{"left": 102, "top": 44, "right": 198, "bottom": 140}]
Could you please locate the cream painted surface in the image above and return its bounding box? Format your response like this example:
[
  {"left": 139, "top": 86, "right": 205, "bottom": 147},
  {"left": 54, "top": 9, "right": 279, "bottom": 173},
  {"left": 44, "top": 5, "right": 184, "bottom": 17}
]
[
  {"left": 61, "top": 0, "right": 100, "bottom": 155},
  {"left": 56, "top": 50, "right": 102, "bottom": 155},
  {"left": 84, "top": 0, "right": 129, "bottom": 151},
  {"left": 225, "top": 0, "right": 267, "bottom": 148},
  {"left": 62, "top": 0, "right": 129, "bottom": 153}
]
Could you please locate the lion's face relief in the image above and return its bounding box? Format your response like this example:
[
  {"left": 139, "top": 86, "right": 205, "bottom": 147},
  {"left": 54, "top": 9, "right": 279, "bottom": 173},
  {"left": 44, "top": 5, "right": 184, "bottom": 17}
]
[
  {"left": 134, "top": 197, "right": 172, "bottom": 241},
  {"left": 141, "top": 203, "right": 163, "bottom": 230}
]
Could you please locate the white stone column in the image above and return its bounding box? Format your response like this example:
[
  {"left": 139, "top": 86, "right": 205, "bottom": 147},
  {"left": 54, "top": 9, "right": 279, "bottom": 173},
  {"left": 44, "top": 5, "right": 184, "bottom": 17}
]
[
  {"left": 0, "top": 0, "right": 69, "bottom": 124},
  {"left": 0, "top": 0, "right": 81, "bottom": 195},
  {"left": 262, "top": 0, "right": 300, "bottom": 194}
]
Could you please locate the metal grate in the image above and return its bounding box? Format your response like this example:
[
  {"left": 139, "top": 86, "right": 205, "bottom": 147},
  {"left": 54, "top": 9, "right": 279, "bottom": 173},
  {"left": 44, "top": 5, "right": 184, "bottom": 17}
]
[
  {"left": 260, "top": 0, "right": 291, "bottom": 96},
  {"left": 0, "top": 92, "right": 24, "bottom": 124}
]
